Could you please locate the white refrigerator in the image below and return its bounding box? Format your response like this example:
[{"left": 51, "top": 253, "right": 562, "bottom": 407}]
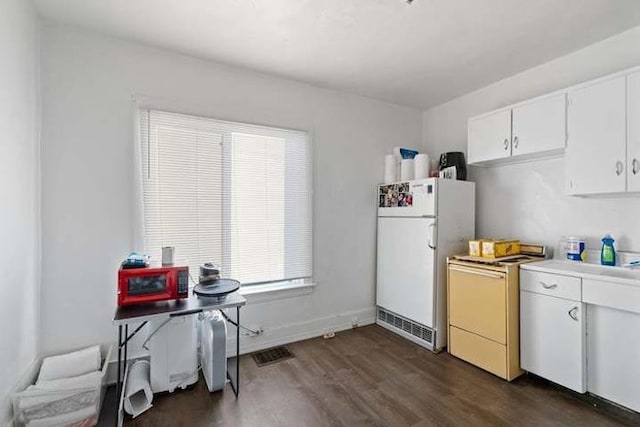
[{"left": 376, "top": 178, "right": 475, "bottom": 352}]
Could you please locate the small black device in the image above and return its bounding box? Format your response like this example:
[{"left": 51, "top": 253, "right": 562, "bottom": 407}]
[{"left": 439, "top": 152, "right": 467, "bottom": 181}]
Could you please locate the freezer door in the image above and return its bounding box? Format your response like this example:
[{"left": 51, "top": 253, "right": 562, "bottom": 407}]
[
  {"left": 376, "top": 217, "right": 436, "bottom": 327},
  {"left": 377, "top": 179, "right": 436, "bottom": 217}
]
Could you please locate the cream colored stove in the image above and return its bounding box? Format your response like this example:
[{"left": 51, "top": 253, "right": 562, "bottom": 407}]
[{"left": 446, "top": 250, "right": 545, "bottom": 380}]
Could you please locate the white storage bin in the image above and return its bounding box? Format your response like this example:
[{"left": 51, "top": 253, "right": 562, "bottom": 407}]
[{"left": 13, "top": 345, "right": 112, "bottom": 427}]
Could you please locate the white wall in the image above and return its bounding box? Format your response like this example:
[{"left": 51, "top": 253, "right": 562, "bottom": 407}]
[
  {"left": 40, "top": 23, "right": 422, "bottom": 356},
  {"left": 0, "top": 0, "right": 41, "bottom": 422},
  {"left": 423, "top": 26, "right": 640, "bottom": 253}
]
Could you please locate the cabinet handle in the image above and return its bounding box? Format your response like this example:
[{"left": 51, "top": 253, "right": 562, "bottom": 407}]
[
  {"left": 540, "top": 281, "right": 558, "bottom": 289},
  {"left": 504, "top": 139, "right": 509, "bottom": 150},
  {"left": 633, "top": 158, "right": 639, "bottom": 175},
  {"left": 513, "top": 136, "right": 519, "bottom": 149},
  {"left": 616, "top": 161, "right": 624, "bottom": 176},
  {"left": 568, "top": 306, "right": 579, "bottom": 322}
]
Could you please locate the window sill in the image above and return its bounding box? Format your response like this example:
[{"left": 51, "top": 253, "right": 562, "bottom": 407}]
[{"left": 239, "top": 281, "right": 316, "bottom": 304}]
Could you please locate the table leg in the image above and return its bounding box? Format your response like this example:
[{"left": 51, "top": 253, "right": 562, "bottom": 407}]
[
  {"left": 124, "top": 324, "right": 128, "bottom": 375},
  {"left": 236, "top": 306, "right": 240, "bottom": 397},
  {"left": 116, "top": 325, "right": 123, "bottom": 425},
  {"left": 225, "top": 308, "right": 241, "bottom": 397},
  {"left": 114, "top": 321, "right": 146, "bottom": 425}
]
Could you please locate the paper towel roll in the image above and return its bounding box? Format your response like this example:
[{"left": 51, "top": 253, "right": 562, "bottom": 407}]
[
  {"left": 392, "top": 148, "right": 402, "bottom": 182},
  {"left": 384, "top": 154, "right": 397, "bottom": 184},
  {"left": 400, "top": 159, "right": 415, "bottom": 181},
  {"left": 414, "top": 154, "right": 430, "bottom": 179}
]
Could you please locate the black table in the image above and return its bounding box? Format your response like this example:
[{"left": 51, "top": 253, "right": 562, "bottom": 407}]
[{"left": 112, "top": 291, "right": 247, "bottom": 425}]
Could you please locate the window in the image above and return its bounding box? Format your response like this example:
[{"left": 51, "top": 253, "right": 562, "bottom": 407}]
[{"left": 138, "top": 109, "right": 312, "bottom": 286}]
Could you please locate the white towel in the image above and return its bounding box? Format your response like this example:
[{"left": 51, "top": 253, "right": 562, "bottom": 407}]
[
  {"left": 37, "top": 346, "right": 101, "bottom": 383},
  {"left": 26, "top": 405, "right": 96, "bottom": 427},
  {"left": 32, "top": 371, "right": 101, "bottom": 391},
  {"left": 16, "top": 387, "right": 99, "bottom": 423}
]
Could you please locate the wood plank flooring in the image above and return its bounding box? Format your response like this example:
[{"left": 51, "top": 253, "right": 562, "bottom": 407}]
[{"left": 116, "top": 325, "right": 639, "bottom": 427}]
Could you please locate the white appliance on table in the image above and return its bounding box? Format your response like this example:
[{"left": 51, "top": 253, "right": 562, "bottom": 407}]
[{"left": 376, "top": 178, "right": 475, "bottom": 352}]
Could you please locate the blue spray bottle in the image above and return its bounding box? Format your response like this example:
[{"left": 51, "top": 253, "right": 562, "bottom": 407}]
[{"left": 601, "top": 235, "right": 616, "bottom": 266}]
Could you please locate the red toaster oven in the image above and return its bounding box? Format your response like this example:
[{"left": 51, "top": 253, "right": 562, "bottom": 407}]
[{"left": 117, "top": 265, "right": 189, "bottom": 306}]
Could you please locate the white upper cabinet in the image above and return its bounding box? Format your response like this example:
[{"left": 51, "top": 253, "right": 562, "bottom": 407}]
[
  {"left": 512, "top": 94, "right": 566, "bottom": 158},
  {"left": 468, "top": 94, "right": 566, "bottom": 166},
  {"left": 628, "top": 71, "right": 640, "bottom": 193},
  {"left": 467, "top": 109, "right": 512, "bottom": 164},
  {"left": 467, "top": 64, "right": 640, "bottom": 195},
  {"left": 565, "top": 76, "right": 627, "bottom": 195}
]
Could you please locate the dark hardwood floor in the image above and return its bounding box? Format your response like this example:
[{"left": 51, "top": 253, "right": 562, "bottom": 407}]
[{"left": 103, "top": 325, "right": 639, "bottom": 426}]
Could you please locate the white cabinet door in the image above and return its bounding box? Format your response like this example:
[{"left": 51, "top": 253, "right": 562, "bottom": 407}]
[
  {"left": 512, "top": 93, "right": 566, "bottom": 158},
  {"left": 566, "top": 76, "right": 627, "bottom": 195},
  {"left": 586, "top": 304, "right": 640, "bottom": 412},
  {"left": 520, "top": 291, "right": 586, "bottom": 393},
  {"left": 627, "top": 71, "right": 640, "bottom": 192},
  {"left": 467, "top": 109, "right": 512, "bottom": 164},
  {"left": 376, "top": 217, "right": 435, "bottom": 327}
]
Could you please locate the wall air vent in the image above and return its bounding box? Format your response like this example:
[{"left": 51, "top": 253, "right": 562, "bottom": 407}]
[
  {"left": 252, "top": 346, "right": 294, "bottom": 367},
  {"left": 377, "top": 307, "right": 433, "bottom": 346}
]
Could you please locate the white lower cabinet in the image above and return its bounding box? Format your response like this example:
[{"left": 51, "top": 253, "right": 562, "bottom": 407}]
[
  {"left": 520, "top": 290, "right": 586, "bottom": 393},
  {"left": 521, "top": 266, "right": 640, "bottom": 412},
  {"left": 586, "top": 304, "right": 640, "bottom": 412},
  {"left": 583, "top": 277, "right": 640, "bottom": 412}
]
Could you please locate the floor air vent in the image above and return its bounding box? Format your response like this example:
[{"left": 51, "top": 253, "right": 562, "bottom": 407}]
[
  {"left": 377, "top": 307, "right": 433, "bottom": 345},
  {"left": 252, "top": 346, "right": 295, "bottom": 367}
]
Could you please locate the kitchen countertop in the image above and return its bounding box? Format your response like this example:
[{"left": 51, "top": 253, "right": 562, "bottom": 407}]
[{"left": 521, "top": 259, "right": 640, "bottom": 287}]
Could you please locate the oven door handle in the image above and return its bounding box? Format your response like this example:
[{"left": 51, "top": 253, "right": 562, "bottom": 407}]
[{"left": 449, "top": 265, "right": 505, "bottom": 279}]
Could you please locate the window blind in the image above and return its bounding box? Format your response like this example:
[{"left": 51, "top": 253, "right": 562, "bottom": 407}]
[{"left": 139, "top": 109, "right": 312, "bottom": 285}]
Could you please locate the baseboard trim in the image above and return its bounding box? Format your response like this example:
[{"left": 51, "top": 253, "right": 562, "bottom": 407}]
[
  {"left": 103, "top": 306, "right": 376, "bottom": 384},
  {"left": 228, "top": 306, "right": 377, "bottom": 356}
]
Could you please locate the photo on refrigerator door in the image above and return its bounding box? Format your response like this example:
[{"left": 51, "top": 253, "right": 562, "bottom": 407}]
[{"left": 379, "top": 183, "right": 412, "bottom": 208}]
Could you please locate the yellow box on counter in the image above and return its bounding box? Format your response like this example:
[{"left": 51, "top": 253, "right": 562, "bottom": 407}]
[
  {"left": 468, "top": 239, "right": 489, "bottom": 257},
  {"left": 481, "top": 240, "right": 521, "bottom": 258}
]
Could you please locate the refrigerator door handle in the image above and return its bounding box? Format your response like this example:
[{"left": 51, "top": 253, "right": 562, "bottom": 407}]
[{"left": 428, "top": 222, "right": 436, "bottom": 250}]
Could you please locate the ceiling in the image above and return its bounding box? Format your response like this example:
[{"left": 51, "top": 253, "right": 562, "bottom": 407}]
[{"left": 34, "top": 0, "right": 640, "bottom": 109}]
